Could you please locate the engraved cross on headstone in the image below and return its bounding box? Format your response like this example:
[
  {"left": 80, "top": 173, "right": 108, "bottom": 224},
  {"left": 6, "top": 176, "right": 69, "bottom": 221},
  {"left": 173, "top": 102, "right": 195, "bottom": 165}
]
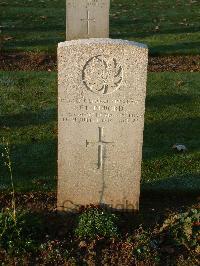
[
  {"left": 81, "top": 10, "right": 96, "bottom": 36},
  {"left": 86, "top": 127, "right": 114, "bottom": 169}
]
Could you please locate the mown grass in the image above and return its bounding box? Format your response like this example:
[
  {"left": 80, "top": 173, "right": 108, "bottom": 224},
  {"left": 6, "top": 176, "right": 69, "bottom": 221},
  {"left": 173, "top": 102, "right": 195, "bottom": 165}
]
[
  {"left": 0, "top": 72, "right": 57, "bottom": 191},
  {"left": 0, "top": 0, "right": 200, "bottom": 55},
  {"left": 0, "top": 71, "right": 199, "bottom": 194}
]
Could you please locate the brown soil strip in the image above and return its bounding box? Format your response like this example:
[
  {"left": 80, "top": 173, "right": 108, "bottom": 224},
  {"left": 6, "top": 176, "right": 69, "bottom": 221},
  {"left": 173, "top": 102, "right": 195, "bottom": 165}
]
[
  {"left": 0, "top": 52, "right": 57, "bottom": 72},
  {"left": 0, "top": 192, "right": 57, "bottom": 212},
  {"left": 0, "top": 52, "right": 199, "bottom": 72},
  {"left": 149, "top": 55, "right": 200, "bottom": 72},
  {"left": 0, "top": 192, "right": 198, "bottom": 213}
]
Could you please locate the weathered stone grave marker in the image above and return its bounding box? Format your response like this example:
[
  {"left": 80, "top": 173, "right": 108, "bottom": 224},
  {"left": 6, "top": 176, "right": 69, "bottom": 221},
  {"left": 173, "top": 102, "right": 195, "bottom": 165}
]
[
  {"left": 66, "top": 0, "right": 110, "bottom": 40},
  {"left": 57, "top": 39, "right": 148, "bottom": 212}
]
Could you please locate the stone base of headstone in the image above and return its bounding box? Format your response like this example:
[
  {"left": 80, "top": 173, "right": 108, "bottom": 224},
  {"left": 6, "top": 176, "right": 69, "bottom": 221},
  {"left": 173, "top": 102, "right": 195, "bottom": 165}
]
[{"left": 57, "top": 38, "right": 148, "bottom": 212}]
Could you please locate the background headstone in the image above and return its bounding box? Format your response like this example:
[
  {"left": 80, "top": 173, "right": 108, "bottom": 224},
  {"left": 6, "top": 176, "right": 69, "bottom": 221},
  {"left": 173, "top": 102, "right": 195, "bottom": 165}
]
[
  {"left": 57, "top": 39, "right": 148, "bottom": 212},
  {"left": 66, "top": 0, "right": 110, "bottom": 40}
]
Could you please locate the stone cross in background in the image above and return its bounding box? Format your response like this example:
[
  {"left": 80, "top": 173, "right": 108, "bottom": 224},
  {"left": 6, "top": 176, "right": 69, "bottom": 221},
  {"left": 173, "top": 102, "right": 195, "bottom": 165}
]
[
  {"left": 66, "top": 0, "right": 110, "bottom": 40},
  {"left": 57, "top": 39, "right": 148, "bottom": 212}
]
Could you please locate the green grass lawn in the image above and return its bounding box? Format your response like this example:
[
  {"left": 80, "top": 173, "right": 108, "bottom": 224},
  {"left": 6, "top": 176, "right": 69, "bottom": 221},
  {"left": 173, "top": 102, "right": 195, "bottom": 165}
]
[
  {"left": 1, "top": 0, "right": 200, "bottom": 55},
  {"left": 0, "top": 71, "right": 199, "bottom": 193}
]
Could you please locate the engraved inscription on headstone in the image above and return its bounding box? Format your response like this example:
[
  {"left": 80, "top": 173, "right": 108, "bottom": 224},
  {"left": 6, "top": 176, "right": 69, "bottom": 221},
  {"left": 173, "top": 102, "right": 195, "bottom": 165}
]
[
  {"left": 57, "top": 39, "right": 148, "bottom": 212},
  {"left": 66, "top": 0, "right": 110, "bottom": 40}
]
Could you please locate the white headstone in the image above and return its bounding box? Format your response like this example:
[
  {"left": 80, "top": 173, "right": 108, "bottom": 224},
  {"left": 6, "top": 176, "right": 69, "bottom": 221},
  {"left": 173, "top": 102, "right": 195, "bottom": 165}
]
[
  {"left": 57, "top": 39, "right": 148, "bottom": 212},
  {"left": 66, "top": 0, "right": 110, "bottom": 40}
]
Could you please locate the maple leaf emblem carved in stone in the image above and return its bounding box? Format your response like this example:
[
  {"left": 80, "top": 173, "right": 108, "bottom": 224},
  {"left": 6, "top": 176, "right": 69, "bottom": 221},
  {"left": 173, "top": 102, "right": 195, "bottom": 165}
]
[{"left": 82, "top": 55, "right": 123, "bottom": 95}]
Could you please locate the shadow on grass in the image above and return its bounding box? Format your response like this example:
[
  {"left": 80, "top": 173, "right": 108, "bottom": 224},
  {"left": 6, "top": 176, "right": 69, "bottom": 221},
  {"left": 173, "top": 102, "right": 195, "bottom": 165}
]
[
  {"left": 146, "top": 94, "right": 196, "bottom": 108},
  {"left": 110, "top": 19, "right": 200, "bottom": 37},
  {"left": 0, "top": 139, "right": 57, "bottom": 191},
  {"left": 7, "top": 24, "right": 65, "bottom": 32},
  {"left": 4, "top": 37, "right": 64, "bottom": 50},
  {"left": 0, "top": 108, "right": 56, "bottom": 128},
  {"left": 151, "top": 41, "right": 200, "bottom": 55},
  {"left": 142, "top": 173, "right": 200, "bottom": 196},
  {"left": 143, "top": 116, "right": 200, "bottom": 160}
]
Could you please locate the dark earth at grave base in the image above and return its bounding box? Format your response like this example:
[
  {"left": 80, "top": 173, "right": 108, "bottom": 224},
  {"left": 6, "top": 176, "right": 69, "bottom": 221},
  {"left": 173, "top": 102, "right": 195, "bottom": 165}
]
[
  {"left": 0, "top": 192, "right": 199, "bottom": 264},
  {"left": 0, "top": 191, "right": 199, "bottom": 217},
  {"left": 0, "top": 52, "right": 199, "bottom": 72}
]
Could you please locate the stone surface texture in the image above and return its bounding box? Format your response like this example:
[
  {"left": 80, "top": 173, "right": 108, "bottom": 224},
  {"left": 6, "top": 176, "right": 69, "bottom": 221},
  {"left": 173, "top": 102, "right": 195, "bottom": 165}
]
[
  {"left": 57, "top": 38, "right": 148, "bottom": 212},
  {"left": 66, "top": 0, "right": 110, "bottom": 40}
]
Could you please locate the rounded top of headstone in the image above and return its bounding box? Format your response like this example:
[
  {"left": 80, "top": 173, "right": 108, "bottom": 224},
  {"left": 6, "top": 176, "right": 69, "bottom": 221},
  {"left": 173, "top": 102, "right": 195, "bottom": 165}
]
[{"left": 58, "top": 38, "right": 148, "bottom": 49}]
